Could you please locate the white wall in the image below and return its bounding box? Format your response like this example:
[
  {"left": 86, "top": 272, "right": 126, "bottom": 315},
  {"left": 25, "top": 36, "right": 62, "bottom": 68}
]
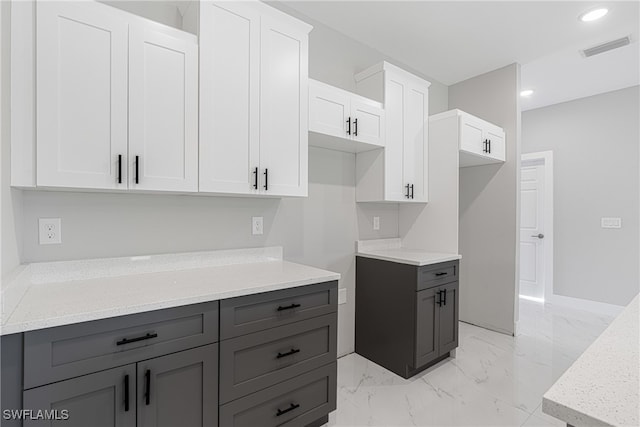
[
  {"left": 8, "top": 2, "right": 449, "bottom": 356},
  {"left": 522, "top": 86, "right": 640, "bottom": 306},
  {"left": 449, "top": 64, "right": 521, "bottom": 335}
]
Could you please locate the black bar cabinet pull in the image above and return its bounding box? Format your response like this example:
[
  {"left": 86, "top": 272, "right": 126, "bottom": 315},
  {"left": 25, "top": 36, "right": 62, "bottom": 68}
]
[
  {"left": 346, "top": 117, "right": 351, "bottom": 135},
  {"left": 277, "top": 303, "right": 301, "bottom": 312},
  {"left": 354, "top": 118, "right": 358, "bottom": 136},
  {"left": 410, "top": 184, "right": 414, "bottom": 199},
  {"left": 124, "top": 375, "right": 130, "bottom": 412},
  {"left": 253, "top": 167, "right": 258, "bottom": 190},
  {"left": 435, "top": 272, "right": 448, "bottom": 277},
  {"left": 135, "top": 155, "right": 139, "bottom": 184},
  {"left": 116, "top": 332, "right": 158, "bottom": 346},
  {"left": 276, "top": 348, "right": 300, "bottom": 359},
  {"left": 436, "top": 290, "right": 443, "bottom": 306},
  {"left": 405, "top": 184, "right": 410, "bottom": 199},
  {"left": 117, "top": 155, "right": 122, "bottom": 184},
  {"left": 144, "top": 369, "right": 151, "bottom": 405},
  {"left": 263, "top": 168, "right": 268, "bottom": 191},
  {"left": 276, "top": 403, "right": 300, "bottom": 417},
  {"left": 488, "top": 139, "right": 491, "bottom": 154},
  {"left": 443, "top": 289, "right": 447, "bottom": 306}
]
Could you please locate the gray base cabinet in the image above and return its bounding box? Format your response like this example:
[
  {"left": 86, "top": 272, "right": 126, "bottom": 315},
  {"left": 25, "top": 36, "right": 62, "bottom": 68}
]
[
  {"left": 2, "top": 282, "right": 337, "bottom": 427},
  {"left": 356, "top": 257, "right": 459, "bottom": 379}
]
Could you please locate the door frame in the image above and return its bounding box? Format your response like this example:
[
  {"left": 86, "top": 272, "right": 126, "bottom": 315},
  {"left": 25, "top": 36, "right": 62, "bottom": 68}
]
[{"left": 520, "top": 150, "right": 554, "bottom": 302}]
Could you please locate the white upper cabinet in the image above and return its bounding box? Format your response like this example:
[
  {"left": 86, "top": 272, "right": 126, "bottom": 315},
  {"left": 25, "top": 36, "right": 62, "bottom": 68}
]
[
  {"left": 355, "top": 62, "right": 430, "bottom": 203},
  {"left": 34, "top": 1, "right": 198, "bottom": 192},
  {"left": 129, "top": 22, "right": 198, "bottom": 192},
  {"left": 199, "top": 1, "right": 311, "bottom": 197},
  {"left": 309, "top": 79, "right": 385, "bottom": 152},
  {"left": 199, "top": 2, "right": 260, "bottom": 194},
  {"left": 36, "top": 1, "right": 128, "bottom": 190},
  {"left": 430, "top": 109, "right": 506, "bottom": 168}
]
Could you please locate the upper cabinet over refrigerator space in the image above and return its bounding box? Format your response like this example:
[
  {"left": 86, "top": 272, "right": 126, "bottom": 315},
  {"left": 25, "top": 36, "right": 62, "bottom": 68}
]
[
  {"left": 354, "top": 62, "right": 430, "bottom": 203},
  {"left": 198, "top": 1, "right": 312, "bottom": 197}
]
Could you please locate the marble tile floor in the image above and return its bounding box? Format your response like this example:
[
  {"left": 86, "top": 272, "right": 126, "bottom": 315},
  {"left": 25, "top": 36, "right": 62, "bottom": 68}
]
[{"left": 328, "top": 299, "right": 616, "bottom": 426}]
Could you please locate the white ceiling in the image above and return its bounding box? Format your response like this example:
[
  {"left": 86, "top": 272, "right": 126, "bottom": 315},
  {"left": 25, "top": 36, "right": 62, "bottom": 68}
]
[{"left": 282, "top": 1, "right": 640, "bottom": 110}]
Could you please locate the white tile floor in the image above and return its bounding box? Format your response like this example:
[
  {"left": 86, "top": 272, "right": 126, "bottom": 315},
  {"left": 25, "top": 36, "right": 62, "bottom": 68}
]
[{"left": 329, "top": 299, "right": 616, "bottom": 426}]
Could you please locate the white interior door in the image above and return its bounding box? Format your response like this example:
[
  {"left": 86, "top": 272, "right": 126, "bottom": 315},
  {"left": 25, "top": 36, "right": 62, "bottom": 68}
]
[
  {"left": 129, "top": 24, "right": 198, "bottom": 192},
  {"left": 520, "top": 163, "right": 546, "bottom": 300},
  {"left": 36, "top": 1, "right": 128, "bottom": 189},
  {"left": 199, "top": 2, "right": 260, "bottom": 194},
  {"left": 259, "top": 14, "right": 308, "bottom": 196}
]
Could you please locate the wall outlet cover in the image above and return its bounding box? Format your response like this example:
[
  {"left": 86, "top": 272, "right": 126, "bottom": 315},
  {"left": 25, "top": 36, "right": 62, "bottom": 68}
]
[
  {"left": 373, "top": 216, "right": 380, "bottom": 231},
  {"left": 601, "top": 217, "right": 622, "bottom": 228},
  {"left": 338, "top": 288, "right": 347, "bottom": 305},
  {"left": 39, "top": 218, "right": 62, "bottom": 245},
  {"left": 252, "top": 217, "right": 264, "bottom": 235}
]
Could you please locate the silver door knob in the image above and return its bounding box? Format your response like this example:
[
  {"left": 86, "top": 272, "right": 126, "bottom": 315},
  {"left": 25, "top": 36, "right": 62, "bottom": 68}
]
[{"left": 531, "top": 233, "right": 544, "bottom": 239}]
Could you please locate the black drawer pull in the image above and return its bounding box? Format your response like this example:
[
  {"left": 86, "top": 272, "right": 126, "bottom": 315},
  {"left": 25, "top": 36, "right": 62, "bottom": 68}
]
[
  {"left": 443, "top": 289, "right": 447, "bottom": 306},
  {"left": 435, "top": 272, "right": 448, "bottom": 277},
  {"left": 276, "top": 403, "right": 300, "bottom": 417},
  {"left": 124, "top": 374, "right": 130, "bottom": 412},
  {"left": 144, "top": 369, "right": 151, "bottom": 405},
  {"left": 116, "top": 332, "right": 158, "bottom": 346},
  {"left": 277, "top": 303, "right": 301, "bottom": 312},
  {"left": 276, "top": 348, "right": 300, "bottom": 359}
]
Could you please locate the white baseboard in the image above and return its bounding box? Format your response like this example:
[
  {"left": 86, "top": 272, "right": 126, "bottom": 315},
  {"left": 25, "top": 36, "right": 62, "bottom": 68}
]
[{"left": 547, "top": 294, "right": 625, "bottom": 317}]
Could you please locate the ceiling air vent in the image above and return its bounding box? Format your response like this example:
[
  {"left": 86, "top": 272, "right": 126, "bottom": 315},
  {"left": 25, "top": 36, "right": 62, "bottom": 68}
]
[{"left": 581, "top": 36, "right": 631, "bottom": 57}]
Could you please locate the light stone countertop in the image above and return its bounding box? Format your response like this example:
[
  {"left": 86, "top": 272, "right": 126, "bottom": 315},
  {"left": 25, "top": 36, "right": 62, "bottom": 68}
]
[
  {"left": 0, "top": 247, "right": 340, "bottom": 336},
  {"left": 543, "top": 294, "right": 639, "bottom": 427},
  {"left": 356, "top": 238, "right": 461, "bottom": 266}
]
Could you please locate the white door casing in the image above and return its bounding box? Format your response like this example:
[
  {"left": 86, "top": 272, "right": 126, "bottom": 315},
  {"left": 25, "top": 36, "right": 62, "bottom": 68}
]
[{"left": 519, "top": 151, "right": 554, "bottom": 301}]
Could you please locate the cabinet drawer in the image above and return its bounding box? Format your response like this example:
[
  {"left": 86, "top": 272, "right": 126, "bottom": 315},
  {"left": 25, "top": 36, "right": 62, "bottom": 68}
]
[
  {"left": 417, "top": 261, "right": 458, "bottom": 290},
  {"left": 220, "top": 281, "right": 337, "bottom": 339},
  {"left": 220, "top": 313, "right": 337, "bottom": 403},
  {"left": 24, "top": 302, "right": 218, "bottom": 389},
  {"left": 219, "top": 362, "right": 337, "bottom": 427}
]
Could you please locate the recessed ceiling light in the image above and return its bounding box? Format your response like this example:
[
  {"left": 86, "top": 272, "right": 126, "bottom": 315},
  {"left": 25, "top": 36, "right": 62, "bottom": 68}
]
[
  {"left": 520, "top": 89, "right": 534, "bottom": 97},
  {"left": 579, "top": 8, "right": 608, "bottom": 22}
]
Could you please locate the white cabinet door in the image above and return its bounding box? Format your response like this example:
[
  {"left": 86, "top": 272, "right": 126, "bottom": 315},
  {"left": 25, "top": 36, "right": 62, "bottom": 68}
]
[
  {"left": 259, "top": 15, "right": 309, "bottom": 197},
  {"left": 350, "top": 99, "right": 385, "bottom": 147},
  {"left": 485, "top": 126, "right": 506, "bottom": 162},
  {"left": 383, "top": 71, "right": 407, "bottom": 202},
  {"left": 129, "top": 24, "right": 198, "bottom": 192},
  {"left": 36, "top": 1, "right": 128, "bottom": 189},
  {"left": 309, "top": 80, "right": 350, "bottom": 140},
  {"left": 199, "top": 2, "right": 260, "bottom": 194},
  {"left": 403, "top": 82, "right": 429, "bottom": 202},
  {"left": 459, "top": 115, "right": 485, "bottom": 156}
]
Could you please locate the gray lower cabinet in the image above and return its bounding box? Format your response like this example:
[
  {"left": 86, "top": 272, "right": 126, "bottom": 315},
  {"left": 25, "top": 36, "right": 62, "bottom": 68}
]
[
  {"left": 356, "top": 257, "right": 459, "bottom": 379},
  {"left": 3, "top": 281, "right": 338, "bottom": 427},
  {"left": 23, "top": 364, "right": 136, "bottom": 427},
  {"left": 137, "top": 344, "right": 218, "bottom": 427}
]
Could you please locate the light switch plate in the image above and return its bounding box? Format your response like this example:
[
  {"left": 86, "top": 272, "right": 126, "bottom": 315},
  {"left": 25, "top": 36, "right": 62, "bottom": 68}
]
[
  {"left": 39, "top": 218, "right": 62, "bottom": 245},
  {"left": 601, "top": 217, "right": 622, "bottom": 228},
  {"left": 338, "top": 288, "right": 347, "bottom": 305},
  {"left": 373, "top": 216, "right": 380, "bottom": 231},
  {"left": 252, "top": 217, "right": 264, "bottom": 235}
]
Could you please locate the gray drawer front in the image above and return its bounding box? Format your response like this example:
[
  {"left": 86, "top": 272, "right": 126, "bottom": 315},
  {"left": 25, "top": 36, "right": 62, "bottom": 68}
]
[
  {"left": 220, "top": 281, "right": 337, "bottom": 339},
  {"left": 24, "top": 302, "right": 219, "bottom": 389},
  {"left": 417, "top": 261, "right": 458, "bottom": 290},
  {"left": 219, "top": 363, "right": 337, "bottom": 427},
  {"left": 220, "top": 313, "right": 337, "bottom": 403}
]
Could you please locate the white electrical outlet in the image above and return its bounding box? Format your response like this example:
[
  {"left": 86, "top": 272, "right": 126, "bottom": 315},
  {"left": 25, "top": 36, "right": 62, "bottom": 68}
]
[
  {"left": 601, "top": 217, "right": 622, "bottom": 228},
  {"left": 338, "top": 288, "right": 347, "bottom": 305},
  {"left": 252, "top": 217, "right": 264, "bottom": 235},
  {"left": 39, "top": 218, "right": 62, "bottom": 245},
  {"left": 373, "top": 216, "right": 380, "bottom": 231}
]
